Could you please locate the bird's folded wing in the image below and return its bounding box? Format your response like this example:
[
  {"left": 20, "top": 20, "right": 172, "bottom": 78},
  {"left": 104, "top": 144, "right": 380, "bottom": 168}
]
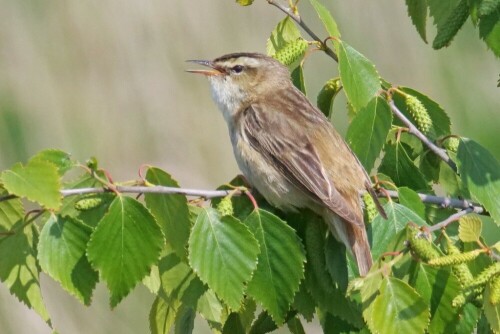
[{"left": 242, "top": 104, "right": 364, "bottom": 227}]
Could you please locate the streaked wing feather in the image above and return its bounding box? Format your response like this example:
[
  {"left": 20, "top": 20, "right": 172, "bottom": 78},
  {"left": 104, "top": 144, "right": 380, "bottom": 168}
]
[{"left": 242, "top": 103, "right": 363, "bottom": 227}]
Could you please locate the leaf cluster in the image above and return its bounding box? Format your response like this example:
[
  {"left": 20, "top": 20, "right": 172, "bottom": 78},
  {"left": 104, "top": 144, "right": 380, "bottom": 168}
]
[{"left": 1, "top": 1, "right": 500, "bottom": 333}]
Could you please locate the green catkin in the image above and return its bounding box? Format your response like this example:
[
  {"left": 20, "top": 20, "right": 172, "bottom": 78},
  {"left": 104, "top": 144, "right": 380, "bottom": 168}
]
[
  {"left": 362, "top": 193, "right": 378, "bottom": 223},
  {"left": 444, "top": 137, "right": 460, "bottom": 152},
  {"left": 404, "top": 94, "right": 433, "bottom": 134},
  {"left": 406, "top": 225, "right": 440, "bottom": 261},
  {"left": 217, "top": 196, "right": 234, "bottom": 217},
  {"left": 428, "top": 249, "right": 483, "bottom": 267},
  {"left": 75, "top": 196, "right": 103, "bottom": 211},
  {"left": 490, "top": 275, "right": 500, "bottom": 305},
  {"left": 444, "top": 234, "right": 474, "bottom": 287},
  {"left": 466, "top": 262, "right": 500, "bottom": 290},
  {"left": 273, "top": 39, "right": 308, "bottom": 66}
]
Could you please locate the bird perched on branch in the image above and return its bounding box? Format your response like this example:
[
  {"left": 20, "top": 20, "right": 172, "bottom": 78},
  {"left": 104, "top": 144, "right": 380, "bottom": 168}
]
[{"left": 188, "top": 52, "right": 385, "bottom": 276}]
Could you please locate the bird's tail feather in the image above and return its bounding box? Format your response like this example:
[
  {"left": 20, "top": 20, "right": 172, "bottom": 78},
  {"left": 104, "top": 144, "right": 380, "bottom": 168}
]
[{"left": 324, "top": 212, "right": 372, "bottom": 276}]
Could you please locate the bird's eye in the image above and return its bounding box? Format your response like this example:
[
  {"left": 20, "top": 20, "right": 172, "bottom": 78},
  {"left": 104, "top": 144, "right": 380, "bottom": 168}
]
[{"left": 232, "top": 65, "right": 244, "bottom": 73}]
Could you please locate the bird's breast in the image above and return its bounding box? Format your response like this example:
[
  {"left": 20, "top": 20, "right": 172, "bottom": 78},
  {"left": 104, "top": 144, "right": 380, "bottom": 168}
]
[{"left": 229, "top": 130, "right": 310, "bottom": 212}]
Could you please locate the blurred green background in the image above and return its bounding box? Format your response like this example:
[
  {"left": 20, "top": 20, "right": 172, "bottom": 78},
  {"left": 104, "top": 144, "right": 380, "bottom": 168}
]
[{"left": 0, "top": 0, "right": 498, "bottom": 333}]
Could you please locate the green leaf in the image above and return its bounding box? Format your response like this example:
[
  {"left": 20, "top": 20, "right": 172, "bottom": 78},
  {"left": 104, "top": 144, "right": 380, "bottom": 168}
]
[
  {"left": 287, "top": 317, "right": 305, "bottom": 334},
  {"left": 304, "top": 218, "right": 363, "bottom": 327},
  {"left": 371, "top": 277, "right": 430, "bottom": 334},
  {"left": 150, "top": 296, "right": 176, "bottom": 334},
  {"left": 455, "top": 303, "right": 480, "bottom": 334},
  {"left": 87, "top": 196, "right": 165, "bottom": 307},
  {"left": 38, "top": 214, "right": 98, "bottom": 305},
  {"left": 291, "top": 65, "right": 307, "bottom": 94},
  {"left": 398, "top": 187, "right": 425, "bottom": 219},
  {"left": 245, "top": 210, "right": 305, "bottom": 325},
  {"left": 337, "top": 40, "right": 381, "bottom": 111},
  {"left": 1, "top": 159, "right": 61, "bottom": 210},
  {"left": 222, "top": 313, "right": 246, "bottom": 334},
  {"left": 249, "top": 311, "right": 278, "bottom": 334},
  {"left": 324, "top": 235, "right": 348, "bottom": 292},
  {"left": 405, "top": 0, "right": 428, "bottom": 42},
  {"left": 188, "top": 208, "right": 259, "bottom": 310},
  {"left": 292, "top": 281, "right": 316, "bottom": 322},
  {"left": 479, "top": 9, "right": 500, "bottom": 57},
  {"left": 484, "top": 282, "right": 500, "bottom": 333},
  {"left": 0, "top": 223, "right": 51, "bottom": 325},
  {"left": 145, "top": 167, "right": 191, "bottom": 261},
  {"left": 346, "top": 96, "right": 392, "bottom": 172},
  {"left": 316, "top": 78, "right": 342, "bottom": 118},
  {"left": 150, "top": 251, "right": 205, "bottom": 334},
  {"left": 371, "top": 202, "right": 427, "bottom": 260},
  {"left": 30, "top": 149, "right": 75, "bottom": 176},
  {"left": 197, "top": 290, "right": 224, "bottom": 331},
  {"left": 174, "top": 306, "right": 195, "bottom": 334},
  {"left": 321, "top": 312, "right": 359, "bottom": 334},
  {"left": 0, "top": 191, "right": 23, "bottom": 232},
  {"left": 309, "top": 0, "right": 341, "bottom": 38},
  {"left": 458, "top": 214, "right": 482, "bottom": 242},
  {"left": 432, "top": 0, "right": 470, "bottom": 49},
  {"left": 456, "top": 138, "right": 500, "bottom": 224},
  {"left": 267, "top": 17, "right": 301, "bottom": 56},
  {"left": 478, "top": 0, "right": 500, "bottom": 17},
  {"left": 397, "top": 87, "right": 451, "bottom": 139},
  {"left": 408, "top": 263, "right": 461, "bottom": 334},
  {"left": 358, "top": 267, "right": 384, "bottom": 331},
  {"left": 379, "top": 142, "right": 430, "bottom": 191},
  {"left": 438, "top": 160, "right": 470, "bottom": 198}
]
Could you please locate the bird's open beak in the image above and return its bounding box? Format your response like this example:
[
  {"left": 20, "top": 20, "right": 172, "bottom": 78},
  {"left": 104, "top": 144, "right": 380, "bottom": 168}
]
[{"left": 186, "top": 60, "right": 223, "bottom": 76}]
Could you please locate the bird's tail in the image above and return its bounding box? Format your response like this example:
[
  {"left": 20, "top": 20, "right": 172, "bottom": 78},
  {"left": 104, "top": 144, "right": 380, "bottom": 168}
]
[{"left": 324, "top": 212, "right": 372, "bottom": 276}]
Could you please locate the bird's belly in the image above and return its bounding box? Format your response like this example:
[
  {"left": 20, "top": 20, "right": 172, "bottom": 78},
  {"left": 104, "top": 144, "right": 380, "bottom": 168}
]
[{"left": 231, "top": 135, "right": 309, "bottom": 211}]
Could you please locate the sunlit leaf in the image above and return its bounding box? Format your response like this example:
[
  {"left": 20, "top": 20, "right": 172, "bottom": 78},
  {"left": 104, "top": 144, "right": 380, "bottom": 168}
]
[
  {"left": 267, "top": 17, "right": 301, "bottom": 56},
  {"left": 87, "top": 196, "right": 165, "bottom": 307},
  {"left": 188, "top": 208, "right": 259, "bottom": 310},
  {"left": 337, "top": 40, "right": 381, "bottom": 111},
  {"left": 309, "top": 0, "right": 340, "bottom": 38},
  {"left": 371, "top": 202, "right": 427, "bottom": 260},
  {"left": 347, "top": 96, "right": 392, "bottom": 172},
  {"left": 1, "top": 159, "right": 61, "bottom": 210},
  {"left": 38, "top": 214, "right": 98, "bottom": 305},
  {"left": 458, "top": 214, "right": 482, "bottom": 242},
  {"left": 408, "top": 263, "right": 461, "bottom": 334},
  {"left": 145, "top": 167, "right": 191, "bottom": 260},
  {"left": 371, "top": 277, "right": 430, "bottom": 334},
  {"left": 0, "top": 223, "right": 51, "bottom": 325},
  {"left": 379, "top": 142, "right": 430, "bottom": 191},
  {"left": 245, "top": 209, "right": 305, "bottom": 325},
  {"left": 30, "top": 149, "right": 75, "bottom": 176},
  {"left": 457, "top": 138, "right": 500, "bottom": 224},
  {"left": 397, "top": 187, "right": 425, "bottom": 219}
]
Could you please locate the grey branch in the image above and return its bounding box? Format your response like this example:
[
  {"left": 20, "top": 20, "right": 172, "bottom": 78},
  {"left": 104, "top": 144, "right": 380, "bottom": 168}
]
[
  {"left": 384, "top": 190, "right": 482, "bottom": 213},
  {"left": 389, "top": 100, "right": 458, "bottom": 172},
  {"left": 426, "top": 207, "right": 476, "bottom": 233},
  {"left": 267, "top": 0, "right": 338, "bottom": 62},
  {"left": 60, "top": 186, "right": 234, "bottom": 198}
]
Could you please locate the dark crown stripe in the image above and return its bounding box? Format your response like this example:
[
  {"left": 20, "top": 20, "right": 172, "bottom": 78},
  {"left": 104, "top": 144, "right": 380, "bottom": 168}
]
[{"left": 214, "top": 52, "right": 267, "bottom": 62}]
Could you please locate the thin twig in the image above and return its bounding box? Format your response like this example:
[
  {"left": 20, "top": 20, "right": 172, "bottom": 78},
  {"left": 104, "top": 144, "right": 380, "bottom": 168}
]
[
  {"left": 389, "top": 100, "right": 458, "bottom": 172},
  {"left": 60, "top": 186, "right": 236, "bottom": 198},
  {"left": 267, "top": 0, "right": 338, "bottom": 62},
  {"left": 427, "top": 207, "right": 476, "bottom": 233},
  {"left": 384, "top": 190, "right": 483, "bottom": 213}
]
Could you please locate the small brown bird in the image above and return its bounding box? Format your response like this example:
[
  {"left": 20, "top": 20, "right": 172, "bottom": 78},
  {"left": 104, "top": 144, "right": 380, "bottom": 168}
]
[{"left": 188, "top": 53, "right": 385, "bottom": 276}]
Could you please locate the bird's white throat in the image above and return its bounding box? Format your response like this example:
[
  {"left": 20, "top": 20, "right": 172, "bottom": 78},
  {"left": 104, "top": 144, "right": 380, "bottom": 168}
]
[{"left": 208, "top": 76, "right": 248, "bottom": 125}]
